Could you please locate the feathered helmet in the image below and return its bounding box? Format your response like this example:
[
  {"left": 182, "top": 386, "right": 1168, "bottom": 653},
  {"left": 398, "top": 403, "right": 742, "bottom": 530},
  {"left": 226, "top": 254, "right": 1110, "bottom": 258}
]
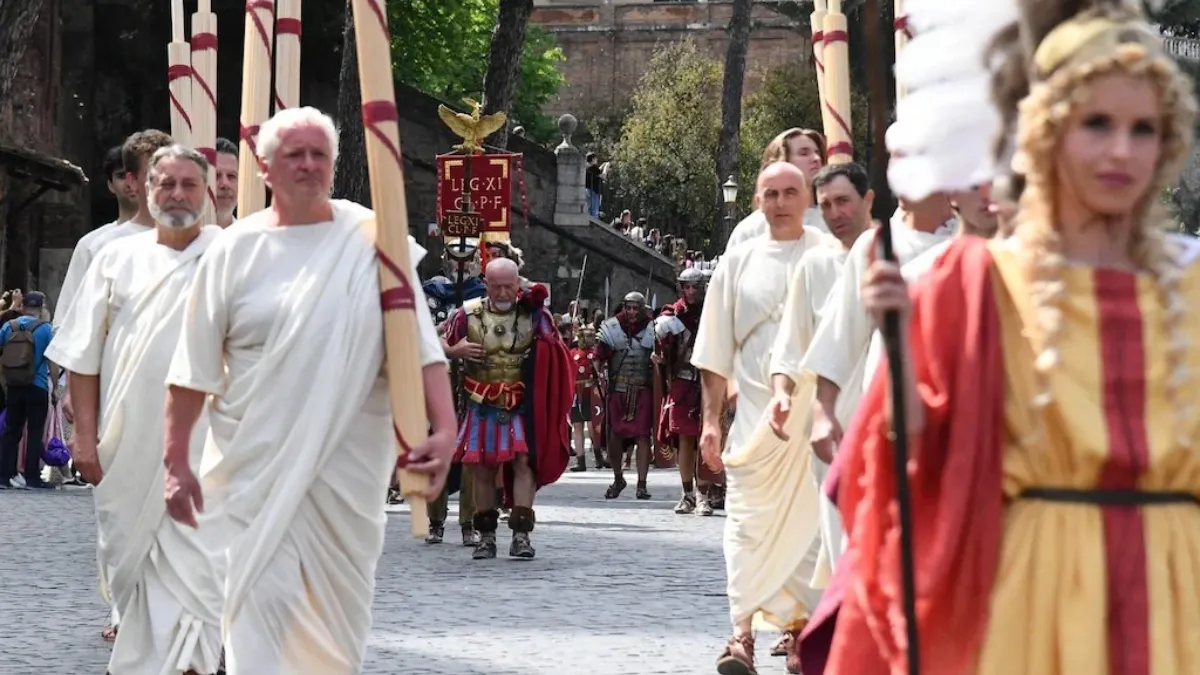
[{"left": 885, "top": 0, "right": 1194, "bottom": 209}]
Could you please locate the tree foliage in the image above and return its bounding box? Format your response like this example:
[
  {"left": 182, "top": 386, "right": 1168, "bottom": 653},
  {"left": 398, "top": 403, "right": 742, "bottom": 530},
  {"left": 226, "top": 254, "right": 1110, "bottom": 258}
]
[
  {"left": 388, "top": 0, "right": 565, "bottom": 143},
  {"left": 610, "top": 41, "right": 724, "bottom": 247}
]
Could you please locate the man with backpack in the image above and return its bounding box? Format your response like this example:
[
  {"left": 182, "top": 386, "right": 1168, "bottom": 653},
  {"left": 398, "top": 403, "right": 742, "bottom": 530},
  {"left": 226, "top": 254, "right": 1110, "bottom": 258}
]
[{"left": 0, "top": 291, "right": 55, "bottom": 489}]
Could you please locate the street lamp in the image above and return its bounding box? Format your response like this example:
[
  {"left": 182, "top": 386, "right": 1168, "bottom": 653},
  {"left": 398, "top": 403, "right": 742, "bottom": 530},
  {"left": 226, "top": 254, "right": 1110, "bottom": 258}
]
[{"left": 720, "top": 175, "right": 739, "bottom": 249}]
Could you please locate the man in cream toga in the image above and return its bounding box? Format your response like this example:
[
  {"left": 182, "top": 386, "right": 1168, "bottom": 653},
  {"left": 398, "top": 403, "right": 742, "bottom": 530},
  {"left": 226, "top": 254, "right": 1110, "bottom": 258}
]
[
  {"left": 47, "top": 144, "right": 225, "bottom": 675},
  {"left": 161, "top": 107, "right": 457, "bottom": 674},
  {"left": 692, "top": 161, "right": 832, "bottom": 675}
]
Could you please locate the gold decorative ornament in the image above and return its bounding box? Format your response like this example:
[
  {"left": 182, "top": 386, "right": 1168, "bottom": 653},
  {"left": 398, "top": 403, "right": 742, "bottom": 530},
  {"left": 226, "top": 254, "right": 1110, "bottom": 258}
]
[{"left": 437, "top": 98, "right": 507, "bottom": 154}]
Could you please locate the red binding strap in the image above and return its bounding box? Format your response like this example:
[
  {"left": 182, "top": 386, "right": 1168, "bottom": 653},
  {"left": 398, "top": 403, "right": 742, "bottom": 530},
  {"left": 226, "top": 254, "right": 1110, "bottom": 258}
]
[
  {"left": 378, "top": 251, "right": 416, "bottom": 311},
  {"left": 245, "top": 0, "right": 275, "bottom": 57},
  {"left": 394, "top": 423, "right": 413, "bottom": 467},
  {"left": 894, "top": 16, "right": 914, "bottom": 39},
  {"left": 361, "top": 100, "right": 403, "bottom": 168},
  {"left": 823, "top": 30, "right": 848, "bottom": 44},
  {"left": 276, "top": 17, "right": 302, "bottom": 36},
  {"left": 167, "top": 65, "right": 193, "bottom": 130},
  {"left": 190, "top": 32, "right": 217, "bottom": 51}
]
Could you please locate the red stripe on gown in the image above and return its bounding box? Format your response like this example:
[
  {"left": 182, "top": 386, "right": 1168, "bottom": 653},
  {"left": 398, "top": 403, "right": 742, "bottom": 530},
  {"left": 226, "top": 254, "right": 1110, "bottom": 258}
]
[{"left": 1094, "top": 270, "right": 1152, "bottom": 675}]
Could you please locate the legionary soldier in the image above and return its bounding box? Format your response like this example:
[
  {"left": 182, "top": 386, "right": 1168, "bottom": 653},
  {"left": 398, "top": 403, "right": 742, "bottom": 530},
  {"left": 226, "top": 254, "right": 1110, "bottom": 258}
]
[
  {"left": 443, "top": 259, "right": 573, "bottom": 559},
  {"left": 595, "top": 291, "right": 655, "bottom": 500},
  {"left": 423, "top": 236, "right": 485, "bottom": 326},
  {"left": 654, "top": 266, "right": 718, "bottom": 515},
  {"left": 568, "top": 324, "right": 606, "bottom": 472}
]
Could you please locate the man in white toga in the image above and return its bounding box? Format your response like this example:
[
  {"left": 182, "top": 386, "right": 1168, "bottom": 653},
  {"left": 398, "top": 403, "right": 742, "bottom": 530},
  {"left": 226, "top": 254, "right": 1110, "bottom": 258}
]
[
  {"left": 160, "top": 107, "right": 457, "bottom": 674},
  {"left": 48, "top": 144, "right": 225, "bottom": 675},
  {"left": 692, "top": 161, "right": 832, "bottom": 675}
]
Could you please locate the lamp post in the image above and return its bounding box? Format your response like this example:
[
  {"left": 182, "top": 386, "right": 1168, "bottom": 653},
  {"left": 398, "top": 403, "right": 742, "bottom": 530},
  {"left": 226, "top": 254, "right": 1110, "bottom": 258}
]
[{"left": 721, "top": 174, "right": 739, "bottom": 249}]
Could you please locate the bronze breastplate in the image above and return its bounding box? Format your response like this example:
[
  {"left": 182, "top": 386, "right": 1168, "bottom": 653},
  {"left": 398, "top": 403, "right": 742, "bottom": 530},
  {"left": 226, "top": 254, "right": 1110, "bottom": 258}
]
[{"left": 463, "top": 306, "right": 535, "bottom": 384}]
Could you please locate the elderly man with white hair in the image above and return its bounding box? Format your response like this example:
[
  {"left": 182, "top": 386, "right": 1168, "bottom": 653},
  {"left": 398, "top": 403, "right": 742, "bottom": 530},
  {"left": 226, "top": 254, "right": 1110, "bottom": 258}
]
[
  {"left": 48, "top": 144, "right": 225, "bottom": 675},
  {"left": 161, "top": 106, "right": 456, "bottom": 674}
]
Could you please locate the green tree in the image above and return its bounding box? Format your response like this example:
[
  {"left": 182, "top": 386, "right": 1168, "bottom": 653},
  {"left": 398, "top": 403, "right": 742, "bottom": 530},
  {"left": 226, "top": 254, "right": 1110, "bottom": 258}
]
[
  {"left": 610, "top": 41, "right": 724, "bottom": 248},
  {"left": 737, "top": 60, "right": 870, "bottom": 212},
  {"left": 387, "top": 0, "right": 565, "bottom": 144}
]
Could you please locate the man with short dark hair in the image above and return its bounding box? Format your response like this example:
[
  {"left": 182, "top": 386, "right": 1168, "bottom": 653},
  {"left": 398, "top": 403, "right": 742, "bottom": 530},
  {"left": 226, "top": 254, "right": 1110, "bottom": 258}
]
[
  {"left": 214, "top": 137, "right": 239, "bottom": 227},
  {"left": 0, "top": 291, "right": 55, "bottom": 489}
]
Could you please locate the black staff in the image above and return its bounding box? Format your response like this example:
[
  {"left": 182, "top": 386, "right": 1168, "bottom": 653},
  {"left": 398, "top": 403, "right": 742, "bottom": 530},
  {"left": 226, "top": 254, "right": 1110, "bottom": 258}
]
[{"left": 864, "top": 1, "right": 921, "bottom": 673}]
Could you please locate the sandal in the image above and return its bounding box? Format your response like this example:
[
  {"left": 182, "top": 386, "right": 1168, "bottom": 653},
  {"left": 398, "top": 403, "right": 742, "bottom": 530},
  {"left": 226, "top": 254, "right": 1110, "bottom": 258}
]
[
  {"left": 604, "top": 477, "right": 627, "bottom": 499},
  {"left": 770, "top": 632, "right": 793, "bottom": 657},
  {"left": 716, "top": 633, "right": 756, "bottom": 675},
  {"left": 636, "top": 483, "right": 651, "bottom": 500}
]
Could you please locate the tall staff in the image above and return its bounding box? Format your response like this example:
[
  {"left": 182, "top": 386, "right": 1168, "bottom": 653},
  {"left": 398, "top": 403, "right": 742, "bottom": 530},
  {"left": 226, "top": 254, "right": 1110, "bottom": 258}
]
[
  {"left": 810, "top": 0, "right": 833, "bottom": 147},
  {"left": 350, "top": 0, "right": 431, "bottom": 538},
  {"left": 167, "top": 0, "right": 193, "bottom": 147},
  {"left": 274, "top": 0, "right": 302, "bottom": 112},
  {"left": 238, "top": 0, "right": 275, "bottom": 217},
  {"left": 822, "top": 0, "right": 854, "bottom": 164},
  {"left": 191, "top": 0, "right": 219, "bottom": 225},
  {"left": 894, "top": 0, "right": 911, "bottom": 102}
]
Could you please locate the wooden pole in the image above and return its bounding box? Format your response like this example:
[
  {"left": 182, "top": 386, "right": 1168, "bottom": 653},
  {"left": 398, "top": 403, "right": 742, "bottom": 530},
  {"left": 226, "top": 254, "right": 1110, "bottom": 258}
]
[
  {"left": 168, "top": 0, "right": 193, "bottom": 146},
  {"left": 274, "top": 0, "right": 302, "bottom": 112},
  {"left": 811, "top": 0, "right": 833, "bottom": 151},
  {"left": 238, "top": 0, "right": 275, "bottom": 217},
  {"left": 822, "top": 0, "right": 854, "bottom": 164},
  {"left": 350, "top": 0, "right": 431, "bottom": 538},
  {"left": 192, "top": 0, "right": 219, "bottom": 225}
]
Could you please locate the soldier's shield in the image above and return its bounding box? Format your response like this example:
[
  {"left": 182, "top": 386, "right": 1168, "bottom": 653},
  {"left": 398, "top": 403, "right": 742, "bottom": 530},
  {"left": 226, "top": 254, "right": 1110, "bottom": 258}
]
[{"left": 589, "top": 388, "right": 605, "bottom": 448}]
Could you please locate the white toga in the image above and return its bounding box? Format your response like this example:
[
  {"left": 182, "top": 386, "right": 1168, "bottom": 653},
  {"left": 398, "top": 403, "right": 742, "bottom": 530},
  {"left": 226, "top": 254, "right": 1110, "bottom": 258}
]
[
  {"left": 46, "top": 227, "right": 225, "bottom": 675},
  {"left": 165, "top": 200, "right": 445, "bottom": 674},
  {"left": 724, "top": 207, "right": 829, "bottom": 252}
]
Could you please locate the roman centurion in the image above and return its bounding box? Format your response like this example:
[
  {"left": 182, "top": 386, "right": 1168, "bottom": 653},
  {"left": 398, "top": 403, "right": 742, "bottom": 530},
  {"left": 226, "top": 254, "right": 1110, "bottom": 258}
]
[
  {"left": 443, "top": 258, "right": 573, "bottom": 560},
  {"left": 595, "top": 290, "right": 656, "bottom": 500},
  {"left": 654, "top": 266, "right": 718, "bottom": 515}
]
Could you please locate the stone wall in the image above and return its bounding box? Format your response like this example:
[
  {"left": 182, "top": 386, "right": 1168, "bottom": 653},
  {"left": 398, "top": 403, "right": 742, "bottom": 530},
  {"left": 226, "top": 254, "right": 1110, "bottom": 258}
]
[{"left": 532, "top": 0, "right": 809, "bottom": 116}]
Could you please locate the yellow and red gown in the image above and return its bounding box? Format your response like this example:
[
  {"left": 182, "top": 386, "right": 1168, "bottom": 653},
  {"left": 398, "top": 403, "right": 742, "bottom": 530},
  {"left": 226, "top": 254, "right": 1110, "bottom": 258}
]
[{"left": 800, "top": 235, "right": 1200, "bottom": 675}]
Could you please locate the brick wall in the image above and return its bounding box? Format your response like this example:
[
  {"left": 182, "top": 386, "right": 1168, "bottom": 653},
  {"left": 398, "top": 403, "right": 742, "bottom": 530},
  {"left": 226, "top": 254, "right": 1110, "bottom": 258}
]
[{"left": 532, "top": 1, "right": 811, "bottom": 116}]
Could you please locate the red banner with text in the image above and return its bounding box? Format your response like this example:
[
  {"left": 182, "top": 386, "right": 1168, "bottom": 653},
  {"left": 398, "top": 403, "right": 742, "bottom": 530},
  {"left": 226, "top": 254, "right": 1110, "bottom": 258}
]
[{"left": 436, "top": 153, "right": 515, "bottom": 238}]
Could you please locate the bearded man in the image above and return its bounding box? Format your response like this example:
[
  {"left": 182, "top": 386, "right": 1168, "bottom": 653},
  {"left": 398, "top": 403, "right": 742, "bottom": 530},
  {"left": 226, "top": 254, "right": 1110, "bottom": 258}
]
[
  {"left": 654, "top": 267, "right": 715, "bottom": 515},
  {"left": 442, "top": 257, "right": 573, "bottom": 560},
  {"left": 596, "top": 291, "right": 656, "bottom": 500},
  {"left": 161, "top": 107, "right": 457, "bottom": 673},
  {"left": 48, "top": 145, "right": 224, "bottom": 675}
]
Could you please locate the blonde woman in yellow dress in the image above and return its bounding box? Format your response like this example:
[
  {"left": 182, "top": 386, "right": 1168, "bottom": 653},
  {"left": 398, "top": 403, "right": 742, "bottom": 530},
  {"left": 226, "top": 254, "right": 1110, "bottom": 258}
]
[{"left": 799, "top": 2, "right": 1200, "bottom": 674}]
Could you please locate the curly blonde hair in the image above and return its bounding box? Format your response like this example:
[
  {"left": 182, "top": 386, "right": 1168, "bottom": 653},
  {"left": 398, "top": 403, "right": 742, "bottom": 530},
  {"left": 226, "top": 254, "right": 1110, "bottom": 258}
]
[{"left": 992, "top": 4, "right": 1197, "bottom": 446}]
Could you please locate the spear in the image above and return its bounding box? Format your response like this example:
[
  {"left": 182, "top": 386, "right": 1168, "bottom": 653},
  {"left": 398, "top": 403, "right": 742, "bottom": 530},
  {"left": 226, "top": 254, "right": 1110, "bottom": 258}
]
[
  {"left": 864, "top": 0, "right": 920, "bottom": 672},
  {"left": 350, "top": 0, "right": 431, "bottom": 538}
]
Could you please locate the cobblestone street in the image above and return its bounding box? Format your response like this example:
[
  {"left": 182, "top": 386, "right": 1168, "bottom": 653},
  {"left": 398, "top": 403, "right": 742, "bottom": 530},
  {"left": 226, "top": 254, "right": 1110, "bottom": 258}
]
[{"left": 0, "top": 469, "right": 799, "bottom": 674}]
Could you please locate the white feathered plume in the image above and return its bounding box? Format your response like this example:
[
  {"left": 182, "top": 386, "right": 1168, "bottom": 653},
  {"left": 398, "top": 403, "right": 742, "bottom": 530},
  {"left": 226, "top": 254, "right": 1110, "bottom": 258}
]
[{"left": 886, "top": 0, "right": 1021, "bottom": 201}]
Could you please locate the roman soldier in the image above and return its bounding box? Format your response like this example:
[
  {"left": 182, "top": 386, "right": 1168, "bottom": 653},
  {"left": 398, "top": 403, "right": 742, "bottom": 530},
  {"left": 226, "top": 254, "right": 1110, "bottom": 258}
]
[
  {"left": 443, "top": 258, "right": 573, "bottom": 559},
  {"left": 569, "top": 324, "right": 606, "bottom": 472},
  {"left": 423, "top": 236, "right": 485, "bottom": 326},
  {"left": 595, "top": 291, "right": 655, "bottom": 500},
  {"left": 655, "top": 266, "right": 719, "bottom": 515}
]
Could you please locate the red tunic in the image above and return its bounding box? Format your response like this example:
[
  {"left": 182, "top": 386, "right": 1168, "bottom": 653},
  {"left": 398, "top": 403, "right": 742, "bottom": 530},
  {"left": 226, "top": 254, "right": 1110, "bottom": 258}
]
[
  {"left": 799, "top": 236, "right": 1005, "bottom": 675},
  {"left": 655, "top": 298, "right": 703, "bottom": 443}
]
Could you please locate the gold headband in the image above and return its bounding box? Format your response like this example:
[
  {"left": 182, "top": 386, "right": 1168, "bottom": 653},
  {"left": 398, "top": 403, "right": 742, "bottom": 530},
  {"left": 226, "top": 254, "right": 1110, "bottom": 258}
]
[{"left": 1034, "top": 16, "right": 1161, "bottom": 77}]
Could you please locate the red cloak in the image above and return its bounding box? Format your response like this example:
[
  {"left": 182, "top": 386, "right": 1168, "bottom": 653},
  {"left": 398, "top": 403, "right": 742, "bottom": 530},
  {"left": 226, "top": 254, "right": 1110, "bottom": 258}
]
[
  {"left": 800, "top": 236, "right": 1006, "bottom": 675},
  {"left": 504, "top": 284, "right": 573, "bottom": 508}
]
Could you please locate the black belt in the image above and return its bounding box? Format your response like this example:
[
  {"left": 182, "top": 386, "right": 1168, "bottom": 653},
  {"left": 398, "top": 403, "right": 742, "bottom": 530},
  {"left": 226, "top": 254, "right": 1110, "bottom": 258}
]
[{"left": 1019, "top": 487, "right": 1199, "bottom": 506}]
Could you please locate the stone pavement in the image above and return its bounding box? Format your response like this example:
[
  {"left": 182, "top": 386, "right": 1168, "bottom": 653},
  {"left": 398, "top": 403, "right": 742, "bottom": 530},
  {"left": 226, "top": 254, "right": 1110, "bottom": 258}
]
[{"left": 0, "top": 469, "right": 800, "bottom": 674}]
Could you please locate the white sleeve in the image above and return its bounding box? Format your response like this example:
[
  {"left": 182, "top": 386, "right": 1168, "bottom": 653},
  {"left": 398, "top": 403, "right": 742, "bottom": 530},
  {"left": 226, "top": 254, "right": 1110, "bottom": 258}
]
[
  {"left": 45, "top": 249, "right": 113, "bottom": 375},
  {"left": 53, "top": 237, "right": 97, "bottom": 329},
  {"left": 166, "top": 238, "right": 231, "bottom": 396},
  {"left": 690, "top": 255, "right": 737, "bottom": 381},
  {"left": 801, "top": 235, "right": 874, "bottom": 390}
]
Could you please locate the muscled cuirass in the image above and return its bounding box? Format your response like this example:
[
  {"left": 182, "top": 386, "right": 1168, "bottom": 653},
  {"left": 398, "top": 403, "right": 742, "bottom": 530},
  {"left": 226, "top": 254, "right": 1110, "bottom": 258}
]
[{"left": 463, "top": 300, "right": 535, "bottom": 385}]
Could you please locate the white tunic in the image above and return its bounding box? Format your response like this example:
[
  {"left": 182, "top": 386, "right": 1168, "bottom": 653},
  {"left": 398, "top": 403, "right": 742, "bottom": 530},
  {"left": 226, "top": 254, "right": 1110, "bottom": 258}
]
[
  {"left": 46, "top": 227, "right": 225, "bottom": 675},
  {"left": 724, "top": 207, "right": 828, "bottom": 252},
  {"left": 692, "top": 231, "right": 829, "bottom": 629},
  {"left": 165, "top": 200, "right": 444, "bottom": 675},
  {"left": 55, "top": 220, "right": 122, "bottom": 326},
  {"left": 801, "top": 213, "right": 955, "bottom": 426}
]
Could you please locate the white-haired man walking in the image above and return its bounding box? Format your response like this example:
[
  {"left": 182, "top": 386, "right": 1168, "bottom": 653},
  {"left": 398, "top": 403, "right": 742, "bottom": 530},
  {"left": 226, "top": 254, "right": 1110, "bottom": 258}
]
[
  {"left": 49, "top": 144, "right": 225, "bottom": 675},
  {"left": 161, "top": 106, "right": 457, "bottom": 674}
]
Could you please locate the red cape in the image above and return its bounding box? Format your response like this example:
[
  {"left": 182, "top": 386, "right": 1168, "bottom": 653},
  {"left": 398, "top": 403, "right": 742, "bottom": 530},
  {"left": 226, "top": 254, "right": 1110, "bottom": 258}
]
[
  {"left": 800, "top": 237, "right": 1006, "bottom": 675},
  {"left": 504, "top": 284, "right": 573, "bottom": 508}
]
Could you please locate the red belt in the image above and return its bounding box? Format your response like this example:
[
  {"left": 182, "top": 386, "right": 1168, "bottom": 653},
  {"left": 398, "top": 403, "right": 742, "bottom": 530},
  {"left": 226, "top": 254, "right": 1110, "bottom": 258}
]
[{"left": 464, "top": 377, "right": 524, "bottom": 411}]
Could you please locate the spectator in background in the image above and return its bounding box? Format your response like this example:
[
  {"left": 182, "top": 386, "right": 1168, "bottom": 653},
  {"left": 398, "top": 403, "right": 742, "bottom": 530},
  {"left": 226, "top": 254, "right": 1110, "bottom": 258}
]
[
  {"left": 614, "top": 210, "right": 633, "bottom": 235},
  {"left": 0, "top": 291, "right": 56, "bottom": 489},
  {"left": 512, "top": 126, "right": 526, "bottom": 139},
  {"left": 586, "top": 153, "right": 603, "bottom": 218},
  {"left": 630, "top": 218, "right": 646, "bottom": 242}
]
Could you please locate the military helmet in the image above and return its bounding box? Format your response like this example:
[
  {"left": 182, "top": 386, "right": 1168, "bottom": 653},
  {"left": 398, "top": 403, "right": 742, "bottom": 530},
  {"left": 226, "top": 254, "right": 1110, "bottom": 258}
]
[
  {"left": 623, "top": 291, "right": 646, "bottom": 305},
  {"left": 678, "top": 267, "right": 705, "bottom": 285}
]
